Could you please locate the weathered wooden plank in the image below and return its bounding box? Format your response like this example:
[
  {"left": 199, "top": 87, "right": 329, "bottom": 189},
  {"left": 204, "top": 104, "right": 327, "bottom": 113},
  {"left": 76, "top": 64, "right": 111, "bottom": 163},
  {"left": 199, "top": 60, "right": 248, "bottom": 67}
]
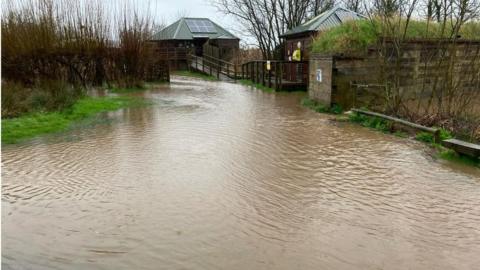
[
  {"left": 442, "top": 139, "right": 480, "bottom": 158},
  {"left": 351, "top": 109, "right": 440, "bottom": 141}
]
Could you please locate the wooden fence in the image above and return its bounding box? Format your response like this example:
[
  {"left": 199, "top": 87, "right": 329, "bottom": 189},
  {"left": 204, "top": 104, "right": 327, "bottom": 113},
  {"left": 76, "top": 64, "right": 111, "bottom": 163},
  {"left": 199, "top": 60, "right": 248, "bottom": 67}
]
[
  {"left": 188, "top": 54, "right": 240, "bottom": 80},
  {"left": 241, "top": 60, "right": 308, "bottom": 91}
]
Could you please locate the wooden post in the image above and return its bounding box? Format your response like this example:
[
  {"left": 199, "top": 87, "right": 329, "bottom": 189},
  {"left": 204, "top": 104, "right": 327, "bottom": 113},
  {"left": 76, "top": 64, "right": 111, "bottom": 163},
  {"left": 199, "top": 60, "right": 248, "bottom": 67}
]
[
  {"left": 256, "top": 62, "right": 259, "bottom": 83},
  {"left": 279, "top": 62, "right": 283, "bottom": 90},
  {"left": 210, "top": 60, "right": 212, "bottom": 76},
  {"left": 261, "top": 62, "right": 265, "bottom": 86},
  {"left": 217, "top": 62, "right": 220, "bottom": 79},
  {"left": 251, "top": 62, "right": 254, "bottom": 81},
  {"left": 274, "top": 62, "right": 279, "bottom": 90},
  {"left": 234, "top": 64, "right": 237, "bottom": 82},
  {"left": 268, "top": 65, "right": 272, "bottom": 88},
  {"left": 253, "top": 62, "right": 256, "bottom": 83}
]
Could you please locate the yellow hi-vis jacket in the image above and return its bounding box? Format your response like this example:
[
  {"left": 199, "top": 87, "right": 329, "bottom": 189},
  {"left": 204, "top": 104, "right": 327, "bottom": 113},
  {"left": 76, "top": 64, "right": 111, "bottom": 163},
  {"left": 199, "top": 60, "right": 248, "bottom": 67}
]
[{"left": 292, "top": 49, "right": 301, "bottom": 61}]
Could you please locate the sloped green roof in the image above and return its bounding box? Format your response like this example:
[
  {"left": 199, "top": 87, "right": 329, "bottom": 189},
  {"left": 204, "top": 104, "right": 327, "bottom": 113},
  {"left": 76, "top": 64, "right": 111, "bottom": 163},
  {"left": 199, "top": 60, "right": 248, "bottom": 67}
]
[
  {"left": 281, "top": 7, "right": 366, "bottom": 37},
  {"left": 151, "top": 17, "right": 239, "bottom": 40}
]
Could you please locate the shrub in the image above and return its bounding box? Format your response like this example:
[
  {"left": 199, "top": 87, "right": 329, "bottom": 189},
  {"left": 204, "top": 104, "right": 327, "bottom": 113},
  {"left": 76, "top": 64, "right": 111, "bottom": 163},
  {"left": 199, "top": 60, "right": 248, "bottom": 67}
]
[{"left": 1, "top": 80, "right": 84, "bottom": 118}]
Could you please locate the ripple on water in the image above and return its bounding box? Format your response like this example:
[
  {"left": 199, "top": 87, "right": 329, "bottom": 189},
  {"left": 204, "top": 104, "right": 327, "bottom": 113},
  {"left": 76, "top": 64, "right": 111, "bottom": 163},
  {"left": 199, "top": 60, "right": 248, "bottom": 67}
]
[{"left": 2, "top": 76, "right": 480, "bottom": 270}]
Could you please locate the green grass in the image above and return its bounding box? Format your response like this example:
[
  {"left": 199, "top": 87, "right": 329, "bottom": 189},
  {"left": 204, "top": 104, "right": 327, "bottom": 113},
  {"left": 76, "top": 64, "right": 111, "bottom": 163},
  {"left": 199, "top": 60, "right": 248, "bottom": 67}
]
[
  {"left": 349, "top": 112, "right": 391, "bottom": 132},
  {"left": 2, "top": 96, "right": 149, "bottom": 144},
  {"left": 312, "top": 20, "right": 378, "bottom": 55},
  {"left": 415, "top": 131, "right": 435, "bottom": 143},
  {"left": 172, "top": 70, "right": 218, "bottom": 81},
  {"left": 393, "top": 131, "right": 409, "bottom": 138},
  {"left": 311, "top": 19, "right": 480, "bottom": 55},
  {"left": 438, "top": 149, "right": 480, "bottom": 167},
  {"left": 301, "top": 97, "right": 343, "bottom": 114},
  {"left": 238, "top": 79, "right": 275, "bottom": 93},
  {"left": 348, "top": 111, "right": 478, "bottom": 167}
]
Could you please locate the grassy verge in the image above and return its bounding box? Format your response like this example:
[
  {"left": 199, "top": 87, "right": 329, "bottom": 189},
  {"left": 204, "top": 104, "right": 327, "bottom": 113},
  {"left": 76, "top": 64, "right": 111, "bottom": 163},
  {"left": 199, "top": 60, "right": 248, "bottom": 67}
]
[
  {"left": 2, "top": 96, "right": 149, "bottom": 144},
  {"left": 172, "top": 70, "right": 218, "bottom": 81},
  {"left": 238, "top": 79, "right": 274, "bottom": 93}
]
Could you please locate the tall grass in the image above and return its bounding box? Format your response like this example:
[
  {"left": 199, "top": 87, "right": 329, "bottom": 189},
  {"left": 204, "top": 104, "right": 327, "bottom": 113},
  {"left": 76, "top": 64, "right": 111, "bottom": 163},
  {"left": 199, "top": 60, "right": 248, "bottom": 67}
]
[{"left": 1, "top": 0, "right": 159, "bottom": 117}]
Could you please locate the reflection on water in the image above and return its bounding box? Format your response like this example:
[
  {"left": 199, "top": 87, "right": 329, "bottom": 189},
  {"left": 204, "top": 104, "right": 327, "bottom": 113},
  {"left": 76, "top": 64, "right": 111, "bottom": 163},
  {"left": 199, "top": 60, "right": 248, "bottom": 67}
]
[{"left": 2, "top": 76, "right": 480, "bottom": 270}]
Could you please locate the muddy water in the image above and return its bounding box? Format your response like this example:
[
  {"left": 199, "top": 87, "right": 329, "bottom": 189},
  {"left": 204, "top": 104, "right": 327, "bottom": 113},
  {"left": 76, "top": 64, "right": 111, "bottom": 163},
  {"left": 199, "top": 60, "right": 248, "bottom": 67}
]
[{"left": 2, "top": 76, "right": 480, "bottom": 270}]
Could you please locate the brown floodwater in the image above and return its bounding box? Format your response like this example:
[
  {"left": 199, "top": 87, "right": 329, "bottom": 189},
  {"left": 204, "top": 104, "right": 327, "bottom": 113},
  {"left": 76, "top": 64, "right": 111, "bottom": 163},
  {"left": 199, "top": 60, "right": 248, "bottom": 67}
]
[{"left": 2, "top": 76, "right": 480, "bottom": 270}]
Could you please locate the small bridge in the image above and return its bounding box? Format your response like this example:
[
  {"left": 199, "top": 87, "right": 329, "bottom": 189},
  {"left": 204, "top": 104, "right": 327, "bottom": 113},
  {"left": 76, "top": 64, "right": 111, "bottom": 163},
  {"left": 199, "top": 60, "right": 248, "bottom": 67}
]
[{"left": 188, "top": 54, "right": 308, "bottom": 91}]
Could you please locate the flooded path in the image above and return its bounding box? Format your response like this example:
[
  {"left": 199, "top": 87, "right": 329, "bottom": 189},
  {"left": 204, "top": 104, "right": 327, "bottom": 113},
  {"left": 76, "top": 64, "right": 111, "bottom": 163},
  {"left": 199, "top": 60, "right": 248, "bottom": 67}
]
[{"left": 2, "top": 76, "right": 480, "bottom": 269}]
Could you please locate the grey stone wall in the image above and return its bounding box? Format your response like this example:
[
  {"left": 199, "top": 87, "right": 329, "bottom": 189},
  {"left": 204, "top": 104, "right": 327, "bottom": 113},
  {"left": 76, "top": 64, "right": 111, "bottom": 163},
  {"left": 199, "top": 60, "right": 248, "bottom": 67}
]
[{"left": 308, "top": 40, "right": 480, "bottom": 111}]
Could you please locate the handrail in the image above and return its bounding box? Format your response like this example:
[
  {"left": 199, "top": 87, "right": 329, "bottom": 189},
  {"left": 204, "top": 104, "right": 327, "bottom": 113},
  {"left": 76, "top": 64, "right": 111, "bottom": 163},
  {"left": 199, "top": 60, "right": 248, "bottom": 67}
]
[
  {"left": 203, "top": 54, "right": 235, "bottom": 66},
  {"left": 240, "top": 60, "right": 309, "bottom": 91},
  {"left": 188, "top": 54, "right": 240, "bottom": 80},
  {"left": 242, "top": 60, "right": 308, "bottom": 65}
]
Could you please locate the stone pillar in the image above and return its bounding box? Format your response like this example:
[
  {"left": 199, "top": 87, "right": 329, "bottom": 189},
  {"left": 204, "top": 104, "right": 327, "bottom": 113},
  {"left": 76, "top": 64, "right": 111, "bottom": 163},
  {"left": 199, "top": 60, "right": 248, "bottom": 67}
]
[{"left": 308, "top": 55, "right": 333, "bottom": 107}]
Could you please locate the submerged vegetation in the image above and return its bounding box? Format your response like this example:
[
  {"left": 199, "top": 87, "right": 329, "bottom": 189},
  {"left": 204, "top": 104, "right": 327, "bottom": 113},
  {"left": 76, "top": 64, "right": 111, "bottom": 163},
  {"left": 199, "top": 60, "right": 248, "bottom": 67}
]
[
  {"left": 172, "top": 70, "right": 219, "bottom": 81},
  {"left": 301, "top": 97, "right": 343, "bottom": 114},
  {"left": 2, "top": 96, "right": 150, "bottom": 144},
  {"left": 239, "top": 79, "right": 274, "bottom": 93}
]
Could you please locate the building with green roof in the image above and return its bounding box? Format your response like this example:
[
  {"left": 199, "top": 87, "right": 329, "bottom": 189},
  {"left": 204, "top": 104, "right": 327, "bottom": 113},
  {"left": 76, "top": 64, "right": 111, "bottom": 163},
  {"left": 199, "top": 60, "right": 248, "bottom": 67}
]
[
  {"left": 150, "top": 17, "right": 239, "bottom": 68},
  {"left": 280, "top": 7, "right": 365, "bottom": 60}
]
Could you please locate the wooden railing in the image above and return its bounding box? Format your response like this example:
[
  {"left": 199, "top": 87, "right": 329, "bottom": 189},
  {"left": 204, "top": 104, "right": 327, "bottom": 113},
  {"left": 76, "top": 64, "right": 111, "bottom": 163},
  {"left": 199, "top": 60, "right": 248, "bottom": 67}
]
[
  {"left": 187, "top": 54, "right": 309, "bottom": 91},
  {"left": 241, "top": 60, "right": 308, "bottom": 90},
  {"left": 188, "top": 54, "right": 241, "bottom": 80},
  {"left": 155, "top": 47, "right": 191, "bottom": 60}
]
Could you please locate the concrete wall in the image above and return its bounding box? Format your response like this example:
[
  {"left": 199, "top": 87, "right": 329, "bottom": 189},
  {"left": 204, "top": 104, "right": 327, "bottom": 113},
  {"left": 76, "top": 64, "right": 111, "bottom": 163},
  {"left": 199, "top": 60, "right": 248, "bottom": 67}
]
[
  {"left": 309, "top": 40, "right": 480, "bottom": 110},
  {"left": 308, "top": 55, "right": 333, "bottom": 106}
]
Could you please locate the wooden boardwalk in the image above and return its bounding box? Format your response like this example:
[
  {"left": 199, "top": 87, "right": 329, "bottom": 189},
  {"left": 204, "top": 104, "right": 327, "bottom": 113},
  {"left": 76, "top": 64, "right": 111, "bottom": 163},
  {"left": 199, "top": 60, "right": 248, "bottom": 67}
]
[
  {"left": 187, "top": 54, "right": 308, "bottom": 91},
  {"left": 189, "top": 56, "right": 236, "bottom": 82}
]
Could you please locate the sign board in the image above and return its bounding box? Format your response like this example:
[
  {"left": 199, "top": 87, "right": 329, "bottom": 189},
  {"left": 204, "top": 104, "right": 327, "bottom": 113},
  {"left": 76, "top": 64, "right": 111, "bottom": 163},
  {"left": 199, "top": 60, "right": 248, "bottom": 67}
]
[
  {"left": 266, "top": 61, "right": 271, "bottom": 71},
  {"left": 316, "top": 69, "right": 322, "bottom": 82}
]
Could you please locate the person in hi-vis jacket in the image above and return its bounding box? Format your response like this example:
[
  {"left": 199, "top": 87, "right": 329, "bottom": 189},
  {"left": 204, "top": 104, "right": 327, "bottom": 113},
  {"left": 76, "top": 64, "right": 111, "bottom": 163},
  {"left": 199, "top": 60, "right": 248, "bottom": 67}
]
[{"left": 292, "top": 42, "right": 302, "bottom": 81}]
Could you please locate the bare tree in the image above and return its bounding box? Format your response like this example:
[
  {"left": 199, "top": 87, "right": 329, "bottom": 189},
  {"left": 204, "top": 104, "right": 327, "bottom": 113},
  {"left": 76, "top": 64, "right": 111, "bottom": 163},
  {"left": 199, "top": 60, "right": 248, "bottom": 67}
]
[
  {"left": 212, "top": 0, "right": 320, "bottom": 59},
  {"left": 341, "top": 0, "right": 363, "bottom": 12},
  {"left": 310, "top": 0, "right": 336, "bottom": 16}
]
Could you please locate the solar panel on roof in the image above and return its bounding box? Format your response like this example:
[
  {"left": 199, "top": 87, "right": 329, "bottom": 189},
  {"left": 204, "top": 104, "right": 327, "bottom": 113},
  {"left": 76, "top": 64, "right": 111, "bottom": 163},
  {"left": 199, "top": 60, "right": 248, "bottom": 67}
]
[{"left": 185, "top": 19, "right": 216, "bottom": 33}]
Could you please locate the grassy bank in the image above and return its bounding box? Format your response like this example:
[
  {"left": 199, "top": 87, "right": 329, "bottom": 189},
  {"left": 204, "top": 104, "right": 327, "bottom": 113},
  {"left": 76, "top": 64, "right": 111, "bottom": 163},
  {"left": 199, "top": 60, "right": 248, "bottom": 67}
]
[
  {"left": 238, "top": 79, "right": 274, "bottom": 93},
  {"left": 2, "top": 96, "right": 149, "bottom": 144},
  {"left": 301, "top": 98, "right": 479, "bottom": 167},
  {"left": 172, "top": 70, "right": 218, "bottom": 81},
  {"left": 311, "top": 19, "right": 480, "bottom": 55}
]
